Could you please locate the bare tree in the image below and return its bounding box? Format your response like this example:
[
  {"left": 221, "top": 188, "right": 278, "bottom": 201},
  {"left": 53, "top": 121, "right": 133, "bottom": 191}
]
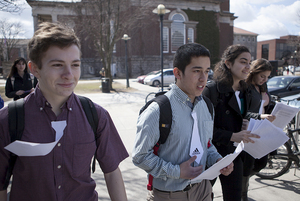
[
  {"left": 0, "top": 0, "right": 25, "bottom": 13},
  {"left": 70, "top": 0, "right": 152, "bottom": 88},
  {"left": 0, "top": 18, "right": 24, "bottom": 61}
]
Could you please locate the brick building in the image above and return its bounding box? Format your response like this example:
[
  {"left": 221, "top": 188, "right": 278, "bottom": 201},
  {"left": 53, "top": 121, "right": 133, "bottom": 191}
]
[
  {"left": 26, "top": 0, "right": 236, "bottom": 78},
  {"left": 257, "top": 35, "right": 298, "bottom": 61},
  {"left": 233, "top": 27, "right": 258, "bottom": 60},
  {"left": 0, "top": 39, "right": 30, "bottom": 78}
]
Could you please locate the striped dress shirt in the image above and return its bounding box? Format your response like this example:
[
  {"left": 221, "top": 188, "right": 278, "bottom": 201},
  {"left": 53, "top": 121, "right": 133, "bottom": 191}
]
[{"left": 132, "top": 84, "right": 222, "bottom": 191}]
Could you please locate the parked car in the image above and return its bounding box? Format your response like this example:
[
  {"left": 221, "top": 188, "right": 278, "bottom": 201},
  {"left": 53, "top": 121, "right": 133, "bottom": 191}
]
[
  {"left": 144, "top": 68, "right": 175, "bottom": 87},
  {"left": 267, "top": 75, "right": 300, "bottom": 98},
  {"left": 136, "top": 70, "right": 158, "bottom": 84},
  {"left": 208, "top": 69, "right": 213, "bottom": 80}
]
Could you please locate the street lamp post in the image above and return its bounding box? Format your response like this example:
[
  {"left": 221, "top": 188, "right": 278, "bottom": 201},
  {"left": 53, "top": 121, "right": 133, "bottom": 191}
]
[
  {"left": 153, "top": 4, "right": 170, "bottom": 91},
  {"left": 122, "top": 34, "right": 131, "bottom": 88},
  {"left": 294, "top": 50, "right": 298, "bottom": 74}
]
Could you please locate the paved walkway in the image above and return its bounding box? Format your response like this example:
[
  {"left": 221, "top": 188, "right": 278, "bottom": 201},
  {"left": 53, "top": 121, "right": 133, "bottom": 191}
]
[
  {"left": 2, "top": 78, "right": 300, "bottom": 200},
  {"left": 90, "top": 79, "right": 300, "bottom": 201}
]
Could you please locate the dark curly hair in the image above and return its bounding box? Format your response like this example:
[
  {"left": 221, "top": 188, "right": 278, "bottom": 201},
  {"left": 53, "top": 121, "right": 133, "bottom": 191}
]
[{"left": 213, "top": 44, "right": 250, "bottom": 90}]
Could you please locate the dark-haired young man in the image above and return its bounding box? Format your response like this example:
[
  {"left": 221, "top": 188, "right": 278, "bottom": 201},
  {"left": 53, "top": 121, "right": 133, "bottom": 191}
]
[{"left": 132, "top": 43, "right": 233, "bottom": 201}]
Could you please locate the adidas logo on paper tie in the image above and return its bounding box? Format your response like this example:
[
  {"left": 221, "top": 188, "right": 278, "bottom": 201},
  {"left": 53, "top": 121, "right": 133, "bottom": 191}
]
[{"left": 192, "top": 148, "right": 201, "bottom": 155}]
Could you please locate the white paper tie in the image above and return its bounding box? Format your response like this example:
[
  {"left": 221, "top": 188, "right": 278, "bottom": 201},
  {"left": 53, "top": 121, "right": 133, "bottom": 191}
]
[
  {"left": 4, "top": 121, "right": 67, "bottom": 156},
  {"left": 190, "top": 112, "right": 203, "bottom": 164}
]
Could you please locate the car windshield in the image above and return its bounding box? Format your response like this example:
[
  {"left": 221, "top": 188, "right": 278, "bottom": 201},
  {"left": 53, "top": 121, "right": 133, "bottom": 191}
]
[
  {"left": 147, "top": 71, "right": 158, "bottom": 76},
  {"left": 267, "top": 77, "right": 294, "bottom": 88}
]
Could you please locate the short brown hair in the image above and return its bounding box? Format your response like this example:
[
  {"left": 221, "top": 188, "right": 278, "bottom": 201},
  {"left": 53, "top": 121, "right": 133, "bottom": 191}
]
[{"left": 27, "top": 22, "right": 81, "bottom": 69}]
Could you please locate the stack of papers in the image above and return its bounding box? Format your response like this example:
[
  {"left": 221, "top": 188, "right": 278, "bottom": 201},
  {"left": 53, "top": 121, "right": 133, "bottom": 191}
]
[
  {"left": 244, "top": 118, "right": 289, "bottom": 159},
  {"left": 243, "top": 102, "right": 299, "bottom": 159},
  {"left": 192, "top": 102, "right": 298, "bottom": 181},
  {"left": 192, "top": 142, "right": 244, "bottom": 181}
]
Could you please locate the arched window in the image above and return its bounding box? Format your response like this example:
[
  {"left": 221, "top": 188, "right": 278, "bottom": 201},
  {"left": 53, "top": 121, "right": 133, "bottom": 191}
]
[
  {"left": 171, "top": 14, "right": 185, "bottom": 52},
  {"left": 188, "top": 28, "right": 194, "bottom": 43}
]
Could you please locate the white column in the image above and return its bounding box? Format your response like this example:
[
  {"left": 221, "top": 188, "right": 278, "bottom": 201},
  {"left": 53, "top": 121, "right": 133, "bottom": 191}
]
[{"left": 52, "top": 14, "right": 58, "bottom": 22}]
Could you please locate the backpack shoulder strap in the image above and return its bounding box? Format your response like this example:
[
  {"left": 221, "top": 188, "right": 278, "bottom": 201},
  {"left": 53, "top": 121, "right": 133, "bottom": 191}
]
[
  {"left": 77, "top": 95, "right": 99, "bottom": 173},
  {"left": 141, "top": 94, "right": 172, "bottom": 191},
  {"left": 155, "top": 95, "right": 172, "bottom": 145},
  {"left": 8, "top": 98, "right": 25, "bottom": 142},
  {"left": 202, "top": 95, "right": 214, "bottom": 120},
  {"left": 139, "top": 94, "right": 172, "bottom": 145},
  {"left": 4, "top": 98, "right": 25, "bottom": 190},
  {"left": 78, "top": 95, "right": 98, "bottom": 135}
]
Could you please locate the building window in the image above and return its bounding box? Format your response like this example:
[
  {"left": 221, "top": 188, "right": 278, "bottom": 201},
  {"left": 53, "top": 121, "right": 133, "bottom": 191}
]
[
  {"left": 187, "top": 28, "right": 194, "bottom": 43},
  {"left": 88, "top": 66, "right": 95, "bottom": 74},
  {"left": 262, "top": 44, "right": 269, "bottom": 60},
  {"left": 171, "top": 14, "right": 185, "bottom": 52},
  {"left": 163, "top": 27, "right": 169, "bottom": 53}
]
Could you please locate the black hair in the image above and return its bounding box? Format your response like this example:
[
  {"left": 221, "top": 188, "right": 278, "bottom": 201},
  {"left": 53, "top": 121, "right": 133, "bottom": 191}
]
[{"left": 173, "top": 43, "right": 210, "bottom": 74}]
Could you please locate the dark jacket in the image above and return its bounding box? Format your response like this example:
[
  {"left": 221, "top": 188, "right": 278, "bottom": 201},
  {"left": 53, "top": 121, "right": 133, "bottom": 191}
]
[
  {"left": 5, "top": 72, "right": 37, "bottom": 101},
  {"left": 0, "top": 95, "right": 3, "bottom": 109},
  {"left": 203, "top": 81, "right": 254, "bottom": 156},
  {"left": 248, "top": 84, "right": 274, "bottom": 115}
]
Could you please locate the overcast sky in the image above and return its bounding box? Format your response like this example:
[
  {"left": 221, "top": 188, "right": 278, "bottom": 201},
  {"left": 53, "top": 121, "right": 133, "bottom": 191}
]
[{"left": 0, "top": 0, "right": 299, "bottom": 41}]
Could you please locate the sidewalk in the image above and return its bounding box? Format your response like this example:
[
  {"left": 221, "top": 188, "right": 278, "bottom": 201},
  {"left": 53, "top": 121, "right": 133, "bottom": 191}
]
[
  {"left": 2, "top": 78, "right": 300, "bottom": 200},
  {"left": 93, "top": 79, "right": 300, "bottom": 201}
]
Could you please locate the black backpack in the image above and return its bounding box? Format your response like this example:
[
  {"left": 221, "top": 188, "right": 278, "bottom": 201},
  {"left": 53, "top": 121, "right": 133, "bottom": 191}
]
[
  {"left": 3, "top": 95, "right": 99, "bottom": 190},
  {"left": 139, "top": 92, "right": 214, "bottom": 190}
]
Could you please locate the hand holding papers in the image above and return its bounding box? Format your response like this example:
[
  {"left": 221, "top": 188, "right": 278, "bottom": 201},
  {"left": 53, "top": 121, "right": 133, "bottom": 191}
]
[
  {"left": 242, "top": 102, "right": 298, "bottom": 159},
  {"left": 4, "top": 121, "right": 67, "bottom": 156},
  {"left": 271, "top": 102, "right": 300, "bottom": 129},
  {"left": 244, "top": 119, "right": 289, "bottom": 159},
  {"left": 192, "top": 142, "right": 244, "bottom": 181}
]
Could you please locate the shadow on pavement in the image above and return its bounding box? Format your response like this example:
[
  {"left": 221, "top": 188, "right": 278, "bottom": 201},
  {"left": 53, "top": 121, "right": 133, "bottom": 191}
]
[{"left": 254, "top": 175, "right": 300, "bottom": 195}]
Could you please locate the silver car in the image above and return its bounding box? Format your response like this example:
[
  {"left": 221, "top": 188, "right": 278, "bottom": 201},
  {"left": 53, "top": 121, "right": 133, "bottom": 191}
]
[{"left": 144, "top": 68, "right": 175, "bottom": 87}]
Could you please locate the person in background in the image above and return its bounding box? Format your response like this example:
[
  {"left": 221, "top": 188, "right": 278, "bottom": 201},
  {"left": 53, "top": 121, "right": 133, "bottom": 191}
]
[
  {"left": 242, "top": 58, "right": 276, "bottom": 201},
  {"left": 100, "top": 67, "right": 105, "bottom": 78},
  {"left": 5, "top": 57, "right": 37, "bottom": 101},
  {"left": 0, "top": 22, "right": 128, "bottom": 201},
  {"left": 133, "top": 43, "right": 233, "bottom": 201},
  {"left": 202, "top": 44, "right": 260, "bottom": 201}
]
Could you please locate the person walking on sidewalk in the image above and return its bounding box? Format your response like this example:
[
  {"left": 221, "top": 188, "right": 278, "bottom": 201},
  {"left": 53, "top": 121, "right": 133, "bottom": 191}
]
[
  {"left": 132, "top": 43, "right": 233, "bottom": 201},
  {"left": 0, "top": 22, "right": 128, "bottom": 201},
  {"left": 202, "top": 44, "right": 261, "bottom": 201},
  {"left": 5, "top": 57, "right": 37, "bottom": 101},
  {"left": 242, "top": 58, "right": 276, "bottom": 201}
]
